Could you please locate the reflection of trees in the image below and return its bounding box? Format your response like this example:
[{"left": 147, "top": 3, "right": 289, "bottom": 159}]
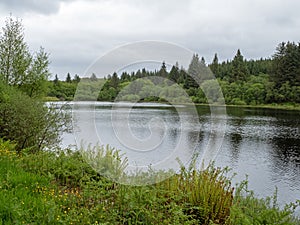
[
  {"left": 228, "top": 117, "right": 244, "bottom": 164},
  {"left": 267, "top": 115, "right": 300, "bottom": 188},
  {"left": 270, "top": 110, "right": 300, "bottom": 168},
  {"left": 229, "top": 132, "right": 242, "bottom": 163},
  {"left": 167, "top": 127, "right": 179, "bottom": 148},
  {"left": 271, "top": 137, "right": 300, "bottom": 165},
  {"left": 187, "top": 130, "right": 203, "bottom": 151}
]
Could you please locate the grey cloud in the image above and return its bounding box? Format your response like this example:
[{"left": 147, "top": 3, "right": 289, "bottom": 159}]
[{"left": 0, "top": 0, "right": 73, "bottom": 15}]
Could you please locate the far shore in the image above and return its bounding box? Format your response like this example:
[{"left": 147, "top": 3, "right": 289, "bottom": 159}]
[{"left": 43, "top": 97, "right": 300, "bottom": 111}]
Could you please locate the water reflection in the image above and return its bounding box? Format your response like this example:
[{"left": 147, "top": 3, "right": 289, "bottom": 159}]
[
  {"left": 272, "top": 137, "right": 300, "bottom": 164},
  {"left": 229, "top": 132, "right": 242, "bottom": 164},
  {"left": 218, "top": 107, "right": 300, "bottom": 213}
]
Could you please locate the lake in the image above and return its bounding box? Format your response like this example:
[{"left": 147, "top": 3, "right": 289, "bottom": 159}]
[{"left": 61, "top": 101, "right": 300, "bottom": 213}]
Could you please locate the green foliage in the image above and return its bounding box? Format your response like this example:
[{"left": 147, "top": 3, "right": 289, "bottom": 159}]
[
  {"left": 158, "top": 61, "right": 168, "bottom": 78},
  {"left": 156, "top": 165, "right": 234, "bottom": 224},
  {"left": 0, "top": 82, "right": 70, "bottom": 153},
  {"left": 48, "top": 80, "right": 78, "bottom": 101},
  {"left": 0, "top": 142, "right": 299, "bottom": 224},
  {"left": 210, "top": 53, "right": 220, "bottom": 76},
  {"left": 80, "top": 145, "right": 128, "bottom": 183},
  {"left": 73, "top": 74, "right": 81, "bottom": 83},
  {"left": 186, "top": 54, "right": 210, "bottom": 88},
  {"left": 231, "top": 49, "right": 249, "bottom": 83},
  {"left": 229, "top": 179, "right": 300, "bottom": 225},
  {"left": 20, "top": 148, "right": 98, "bottom": 188},
  {"left": 0, "top": 140, "right": 58, "bottom": 224},
  {"left": 65, "top": 73, "right": 72, "bottom": 83},
  {"left": 0, "top": 138, "right": 16, "bottom": 157},
  {"left": 270, "top": 42, "right": 300, "bottom": 103},
  {"left": 168, "top": 64, "right": 180, "bottom": 83},
  {"left": 0, "top": 17, "right": 30, "bottom": 86},
  {"left": 0, "top": 16, "right": 50, "bottom": 98},
  {"left": 73, "top": 78, "right": 105, "bottom": 101},
  {"left": 272, "top": 42, "right": 300, "bottom": 88},
  {"left": 200, "top": 79, "right": 224, "bottom": 103}
]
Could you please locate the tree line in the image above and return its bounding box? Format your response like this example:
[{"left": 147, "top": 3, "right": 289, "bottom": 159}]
[{"left": 50, "top": 43, "right": 300, "bottom": 105}]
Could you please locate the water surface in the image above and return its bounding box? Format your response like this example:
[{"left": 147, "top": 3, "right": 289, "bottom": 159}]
[{"left": 62, "top": 102, "right": 300, "bottom": 213}]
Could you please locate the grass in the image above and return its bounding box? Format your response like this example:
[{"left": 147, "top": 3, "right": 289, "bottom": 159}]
[
  {"left": 0, "top": 138, "right": 299, "bottom": 224},
  {"left": 42, "top": 96, "right": 60, "bottom": 102},
  {"left": 225, "top": 103, "right": 300, "bottom": 111},
  {"left": 190, "top": 102, "right": 300, "bottom": 111}
]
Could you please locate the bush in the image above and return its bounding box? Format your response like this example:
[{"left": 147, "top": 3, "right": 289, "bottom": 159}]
[
  {"left": 156, "top": 165, "right": 234, "bottom": 224},
  {"left": 231, "top": 98, "right": 247, "bottom": 105},
  {"left": 229, "top": 179, "right": 300, "bottom": 224},
  {"left": 0, "top": 82, "right": 70, "bottom": 153}
]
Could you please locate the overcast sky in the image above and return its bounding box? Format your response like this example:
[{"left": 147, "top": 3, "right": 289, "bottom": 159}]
[{"left": 0, "top": 0, "right": 299, "bottom": 79}]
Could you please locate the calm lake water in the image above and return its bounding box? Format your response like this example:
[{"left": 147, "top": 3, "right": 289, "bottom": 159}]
[{"left": 61, "top": 101, "right": 300, "bottom": 213}]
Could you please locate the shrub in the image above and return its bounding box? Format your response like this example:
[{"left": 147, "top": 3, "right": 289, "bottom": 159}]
[
  {"left": 229, "top": 179, "right": 300, "bottom": 225},
  {"left": 156, "top": 165, "right": 234, "bottom": 224},
  {"left": 0, "top": 82, "right": 70, "bottom": 153}
]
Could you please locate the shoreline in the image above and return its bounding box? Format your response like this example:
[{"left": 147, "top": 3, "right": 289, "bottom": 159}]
[{"left": 44, "top": 97, "right": 300, "bottom": 111}]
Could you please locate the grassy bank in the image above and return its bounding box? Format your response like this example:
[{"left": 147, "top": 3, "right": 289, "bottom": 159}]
[
  {"left": 0, "top": 139, "right": 299, "bottom": 224},
  {"left": 224, "top": 103, "right": 300, "bottom": 111}
]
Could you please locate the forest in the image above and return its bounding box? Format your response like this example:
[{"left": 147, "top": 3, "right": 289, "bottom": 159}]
[{"left": 48, "top": 42, "right": 300, "bottom": 107}]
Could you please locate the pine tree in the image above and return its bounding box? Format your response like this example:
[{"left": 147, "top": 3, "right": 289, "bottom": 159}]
[
  {"left": 210, "top": 53, "right": 220, "bottom": 77},
  {"left": 200, "top": 56, "right": 206, "bottom": 66},
  {"left": 110, "top": 72, "right": 119, "bottom": 89},
  {"left": 90, "top": 73, "right": 97, "bottom": 81},
  {"left": 186, "top": 54, "right": 211, "bottom": 88},
  {"left": 185, "top": 54, "right": 201, "bottom": 88},
  {"left": 66, "top": 73, "right": 71, "bottom": 83},
  {"left": 54, "top": 74, "right": 59, "bottom": 85},
  {"left": 231, "top": 49, "right": 248, "bottom": 82},
  {"left": 73, "top": 74, "right": 80, "bottom": 83},
  {"left": 121, "top": 72, "right": 130, "bottom": 81},
  {"left": 168, "top": 63, "right": 180, "bottom": 83},
  {"left": 272, "top": 41, "right": 300, "bottom": 88},
  {"left": 158, "top": 61, "right": 168, "bottom": 78}
]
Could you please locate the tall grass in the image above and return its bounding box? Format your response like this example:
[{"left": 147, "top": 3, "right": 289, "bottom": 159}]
[{"left": 155, "top": 163, "right": 234, "bottom": 224}]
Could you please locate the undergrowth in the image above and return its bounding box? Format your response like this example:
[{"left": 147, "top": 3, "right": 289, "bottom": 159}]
[{"left": 0, "top": 138, "right": 299, "bottom": 224}]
